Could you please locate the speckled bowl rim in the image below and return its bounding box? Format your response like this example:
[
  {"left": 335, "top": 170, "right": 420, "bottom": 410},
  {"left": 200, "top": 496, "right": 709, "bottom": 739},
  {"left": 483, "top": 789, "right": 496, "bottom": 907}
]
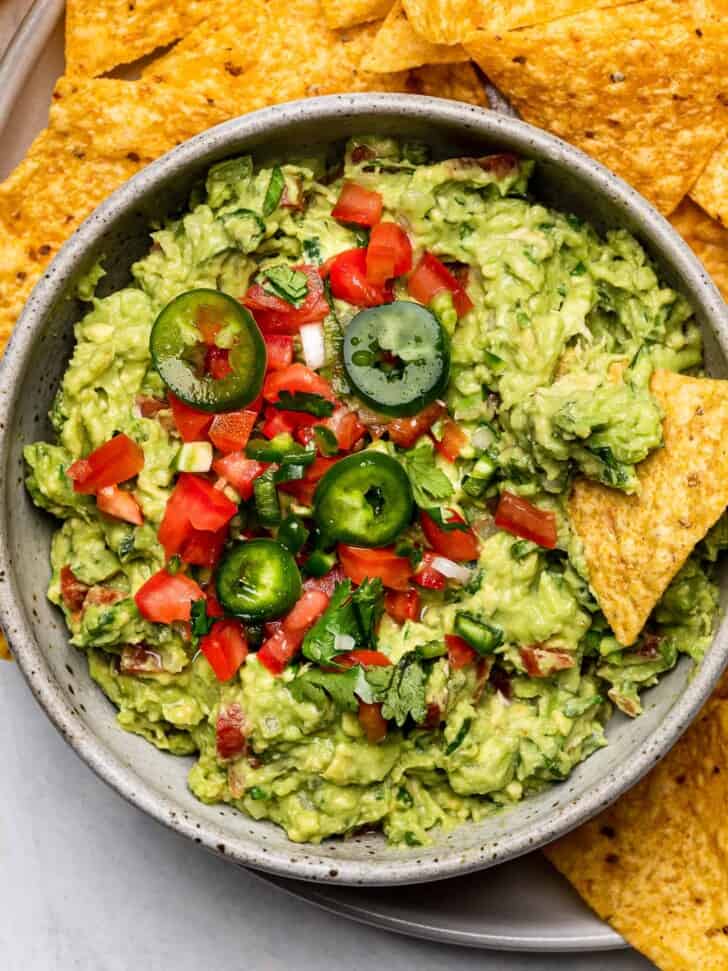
[{"left": 1, "top": 94, "right": 727, "bottom": 886}]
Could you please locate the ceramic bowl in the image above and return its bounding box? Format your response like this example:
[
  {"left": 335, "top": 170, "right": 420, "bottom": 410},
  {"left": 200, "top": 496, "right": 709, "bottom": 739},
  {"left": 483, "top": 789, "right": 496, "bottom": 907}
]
[{"left": 1, "top": 94, "right": 726, "bottom": 886}]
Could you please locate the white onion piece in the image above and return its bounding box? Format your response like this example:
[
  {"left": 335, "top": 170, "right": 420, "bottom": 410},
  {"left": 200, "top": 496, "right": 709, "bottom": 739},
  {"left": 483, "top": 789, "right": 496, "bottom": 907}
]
[
  {"left": 299, "top": 322, "right": 326, "bottom": 370},
  {"left": 471, "top": 425, "right": 496, "bottom": 451},
  {"left": 472, "top": 514, "right": 497, "bottom": 542},
  {"left": 334, "top": 633, "right": 356, "bottom": 654},
  {"left": 431, "top": 556, "right": 473, "bottom": 585}
]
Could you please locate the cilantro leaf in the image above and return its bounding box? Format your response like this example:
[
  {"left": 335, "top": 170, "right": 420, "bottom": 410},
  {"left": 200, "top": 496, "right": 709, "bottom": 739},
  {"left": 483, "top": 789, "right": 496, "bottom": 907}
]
[
  {"left": 274, "top": 391, "right": 334, "bottom": 417},
  {"left": 289, "top": 665, "right": 373, "bottom": 711},
  {"left": 301, "top": 578, "right": 384, "bottom": 666},
  {"left": 261, "top": 264, "right": 309, "bottom": 306},
  {"left": 190, "top": 598, "right": 214, "bottom": 643},
  {"left": 352, "top": 577, "right": 384, "bottom": 644},
  {"left": 262, "top": 166, "right": 284, "bottom": 217},
  {"left": 400, "top": 440, "right": 454, "bottom": 509},
  {"left": 366, "top": 652, "right": 428, "bottom": 727},
  {"left": 423, "top": 507, "right": 468, "bottom": 532}
]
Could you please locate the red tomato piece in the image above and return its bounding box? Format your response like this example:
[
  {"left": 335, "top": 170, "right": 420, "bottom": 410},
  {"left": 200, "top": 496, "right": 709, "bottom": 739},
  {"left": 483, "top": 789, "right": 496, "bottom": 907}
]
[
  {"left": 326, "top": 407, "right": 365, "bottom": 451},
  {"left": 119, "top": 645, "right": 165, "bottom": 675},
  {"left": 60, "top": 565, "right": 89, "bottom": 613},
  {"left": 263, "top": 363, "right": 336, "bottom": 404},
  {"left": 445, "top": 634, "right": 477, "bottom": 670},
  {"left": 303, "top": 566, "right": 346, "bottom": 597},
  {"left": 386, "top": 402, "right": 445, "bottom": 449},
  {"left": 96, "top": 485, "right": 143, "bottom": 525},
  {"left": 264, "top": 334, "right": 294, "bottom": 371},
  {"left": 421, "top": 510, "right": 479, "bottom": 561},
  {"left": 178, "top": 473, "right": 237, "bottom": 532},
  {"left": 407, "top": 252, "right": 474, "bottom": 317},
  {"left": 244, "top": 265, "right": 329, "bottom": 334},
  {"left": 212, "top": 453, "right": 267, "bottom": 500},
  {"left": 168, "top": 394, "right": 213, "bottom": 443},
  {"left": 205, "top": 586, "right": 225, "bottom": 618},
  {"left": 435, "top": 420, "right": 467, "bottom": 463},
  {"left": 201, "top": 619, "right": 249, "bottom": 682},
  {"left": 134, "top": 570, "right": 204, "bottom": 624},
  {"left": 358, "top": 701, "right": 388, "bottom": 743},
  {"left": 338, "top": 545, "right": 413, "bottom": 592},
  {"left": 328, "top": 248, "right": 394, "bottom": 308},
  {"left": 278, "top": 455, "right": 339, "bottom": 506},
  {"left": 67, "top": 433, "right": 144, "bottom": 494},
  {"left": 136, "top": 395, "right": 166, "bottom": 418},
  {"left": 365, "top": 222, "right": 413, "bottom": 285},
  {"left": 331, "top": 181, "right": 383, "bottom": 227},
  {"left": 215, "top": 702, "right": 246, "bottom": 759},
  {"left": 413, "top": 551, "right": 446, "bottom": 590},
  {"left": 204, "top": 346, "right": 233, "bottom": 380},
  {"left": 494, "top": 492, "right": 558, "bottom": 549},
  {"left": 336, "top": 649, "right": 392, "bottom": 668},
  {"left": 179, "top": 525, "right": 227, "bottom": 568},
  {"left": 209, "top": 410, "right": 257, "bottom": 454},
  {"left": 520, "top": 645, "right": 575, "bottom": 677},
  {"left": 257, "top": 588, "right": 330, "bottom": 674},
  {"left": 384, "top": 588, "right": 421, "bottom": 624}
]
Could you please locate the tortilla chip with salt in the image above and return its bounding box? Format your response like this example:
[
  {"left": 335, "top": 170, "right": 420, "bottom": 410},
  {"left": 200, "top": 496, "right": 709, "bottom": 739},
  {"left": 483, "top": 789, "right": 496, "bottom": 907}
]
[
  {"left": 65, "top": 0, "right": 219, "bottom": 78},
  {"left": 670, "top": 198, "right": 728, "bottom": 301},
  {"left": 545, "top": 697, "right": 728, "bottom": 969},
  {"left": 466, "top": 0, "right": 728, "bottom": 214},
  {"left": 691, "top": 138, "right": 728, "bottom": 230},
  {"left": 405, "top": 63, "right": 489, "bottom": 106},
  {"left": 322, "top": 0, "right": 393, "bottom": 28},
  {"left": 569, "top": 369, "right": 728, "bottom": 647},
  {"left": 362, "top": 1, "right": 466, "bottom": 73}
]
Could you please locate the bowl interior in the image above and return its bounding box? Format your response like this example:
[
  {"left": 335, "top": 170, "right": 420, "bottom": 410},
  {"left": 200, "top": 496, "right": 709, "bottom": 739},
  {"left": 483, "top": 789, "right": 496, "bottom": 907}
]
[{"left": 2, "top": 96, "right": 727, "bottom": 885}]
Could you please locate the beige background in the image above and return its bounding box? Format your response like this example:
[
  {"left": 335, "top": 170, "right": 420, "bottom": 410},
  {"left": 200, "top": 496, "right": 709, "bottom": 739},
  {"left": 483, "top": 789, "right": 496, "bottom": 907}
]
[{"left": 0, "top": 0, "right": 34, "bottom": 51}]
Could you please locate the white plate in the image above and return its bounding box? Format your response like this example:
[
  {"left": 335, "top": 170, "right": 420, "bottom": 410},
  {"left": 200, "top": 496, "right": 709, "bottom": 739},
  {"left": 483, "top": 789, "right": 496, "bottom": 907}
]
[{"left": 0, "top": 1, "right": 625, "bottom": 952}]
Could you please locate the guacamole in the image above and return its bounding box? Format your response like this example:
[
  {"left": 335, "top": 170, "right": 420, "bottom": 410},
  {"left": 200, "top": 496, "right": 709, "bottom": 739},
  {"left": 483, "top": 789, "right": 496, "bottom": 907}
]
[{"left": 25, "top": 136, "right": 726, "bottom": 846}]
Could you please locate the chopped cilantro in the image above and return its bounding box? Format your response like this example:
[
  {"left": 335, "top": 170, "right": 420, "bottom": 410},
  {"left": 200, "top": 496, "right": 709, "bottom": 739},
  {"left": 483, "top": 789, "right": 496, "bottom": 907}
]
[
  {"left": 274, "top": 390, "right": 334, "bottom": 417},
  {"left": 301, "top": 578, "right": 384, "bottom": 666},
  {"left": 445, "top": 717, "right": 472, "bottom": 755},
  {"left": 366, "top": 653, "right": 428, "bottom": 727},
  {"left": 400, "top": 440, "right": 454, "bottom": 509},
  {"left": 262, "top": 166, "right": 284, "bottom": 216},
  {"left": 190, "top": 598, "right": 214, "bottom": 642},
  {"left": 262, "top": 265, "right": 309, "bottom": 307}
]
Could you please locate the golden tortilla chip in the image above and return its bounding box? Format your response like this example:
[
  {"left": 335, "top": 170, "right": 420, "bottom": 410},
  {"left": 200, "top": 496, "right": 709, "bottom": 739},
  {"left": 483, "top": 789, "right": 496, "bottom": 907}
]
[
  {"left": 466, "top": 0, "right": 728, "bottom": 214},
  {"left": 362, "top": 1, "right": 466, "bottom": 73},
  {"left": 670, "top": 198, "right": 728, "bottom": 301},
  {"left": 322, "top": 0, "right": 393, "bottom": 28},
  {"left": 545, "top": 698, "right": 728, "bottom": 969},
  {"left": 65, "top": 0, "right": 219, "bottom": 77},
  {"left": 405, "top": 62, "right": 489, "bottom": 106},
  {"left": 569, "top": 369, "right": 728, "bottom": 646},
  {"left": 691, "top": 137, "right": 728, "bottom": 230}
]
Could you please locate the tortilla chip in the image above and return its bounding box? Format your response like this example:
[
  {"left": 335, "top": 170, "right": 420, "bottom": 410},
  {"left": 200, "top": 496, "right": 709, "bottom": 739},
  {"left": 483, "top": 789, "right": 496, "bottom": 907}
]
[
  {"left": 322, "top": 0, "right": 393, "bottom": 28},
  {"left": 691, "top": 137, "right": 728, "bottom": 229},
  {"left": 569, "top": 369, "right": 728, "bottom": 646},
  {"left": 362, "top": 1, "right": 466, "bottom": 73},
  {"left": 545, "top": 698, "right": 728, "bottom": 969},
  {"left": 65, "top": 0, "right": 219, "bottom": 77},
  {"left": 466, "top": 0, "right": 728, "bottom": 214},
  {"left": 405, "top": 63, "right": 489, "bottom": 106},
  {"left": 670, "top": 198, "right": 728, "bottom": 301}
]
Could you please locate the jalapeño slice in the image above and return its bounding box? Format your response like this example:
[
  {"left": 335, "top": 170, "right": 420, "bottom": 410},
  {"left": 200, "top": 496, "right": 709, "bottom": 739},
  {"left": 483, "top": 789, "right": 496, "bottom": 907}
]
[
  {"left": 150, "top": 289, "right": 266, "bottom": 412},
  {"left": 313, "top": 452, "right": 413, "bottom": 547},
  {"left": 217, "top": 539, "right": 302, "bottom": 622},
  {"left": 343, "top": 301, "right": 450, "bottom": 417}
]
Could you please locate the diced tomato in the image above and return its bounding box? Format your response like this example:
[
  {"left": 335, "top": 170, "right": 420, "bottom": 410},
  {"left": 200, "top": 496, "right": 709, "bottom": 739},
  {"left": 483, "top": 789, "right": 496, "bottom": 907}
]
[
  {"left": 407, "top": 252, "right": 473, "bottom": 317},
  {"left": 445, "top": 634, "right": 477, "bottom": 670},
  {"left": 136, "top": 395, "right": 166, "bottom": 418},
  {"left": 303, "top": 566, "right": 346, "bottom": 597},
  {"left": 179, "top": 525, "right": 227, "bottom": 568},
  {"left": 158, "top": 474, "right": 237, "bottom": 557},
  {"left": 201, "top": 619, "right": 249, "bottom": 682},
  {"left": 279, "top": 455, "right": 339, "bottom": 506},
  {"left": 386, "top": 402, "right": 445, "bottom": 448},
  {"left": 263, "top": 363, "right": 335, "bottom": 404},
  {"left": 204, "top": 346, "right": 232, "bottom": 380},
  {"left": 421, "top": 510, "right": 479, "bottom": 561},
  {"left": 67, "top": 434, "right": 144, "bottom": 494},
  {"left": 134, "top": 569, "right": 204, "bottom": 624},
  {"left": 520, "top": 645, "right": 575, "bottom": 677},
  {"left": 209, "top": 410, "right": 257, "bottom": 454},
  {"left": 216, "top": 702, "right": 246, "bottom": 759},
  {"left": 435, "top": 420, "right": 467, "bottom": 463},
  {"left": 60, "top": 565, "right": 89, "bottom": 613},
  {"left": 257, "top": 588, "right": 330, "bottom": 674},
  {"left": 205, "top": 586, "right": 225, "bottom": 618},
  {"left": 119, "top": 645, "right": 164, "bottom": 675},
  {"left": 494, "top": 492, "right": 558, "bottom": 549},
  {"left": 328, "top": 248, "right": 394, "bottom": 308},
  {"left": 96, "top": 485, "right": 143, "bottom": 525},
  {"left": 326, "top": 407, "right": 365, "bottom": 451},
  {"left": 264, "top": 334, "right": 294, "bottom": 371},
  {"left": 358, "top": 701, "right": 388, "bottom": 743},
  {"left": 212, "top": 453, "right": 267, "bottom": 500},
  {"left": 338, "top": 545, "right": 413, "bottom": 592},
  {"left": 365, "top": 222, "right": 413, "bottom": 285},
  {"left": 244, "top": 265, "right": 329, "bottom": 334},
  {"left": 384, "top": 587, "right": 421, "bottom": 624},
  {"left": 168, "top": 393, "right": 213, "bottom": 443},
  {"left": 331, "top": 182, "right": 383, "bottom": 227},
  {"left": 413, "top": 551, "right": 447, "bottom": 590},
  {"left": 336, "top": 649, "right": 392, "bottom": 668}
]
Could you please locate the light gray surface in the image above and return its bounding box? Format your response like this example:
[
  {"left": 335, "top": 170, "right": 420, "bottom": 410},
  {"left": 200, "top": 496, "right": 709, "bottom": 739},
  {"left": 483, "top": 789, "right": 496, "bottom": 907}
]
[{"left": 0, "top": 662, "right": 653, "bottom": 970}]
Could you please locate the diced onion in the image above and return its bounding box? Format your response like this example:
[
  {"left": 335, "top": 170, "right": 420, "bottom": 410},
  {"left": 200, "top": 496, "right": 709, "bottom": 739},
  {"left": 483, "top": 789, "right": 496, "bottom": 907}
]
[
  {"left": 431, "top": 556, "right": 473, "bottom": 585},
  {"left": 471, "top": 424, "right": 496, "bottom": 451},
  {"left": 300, "top": 322, "right": 326, "bottom": 370},
  {"left": 472, "top": 515, "right": 498, "bottom": 542},
  {"left": 334, "top": 633, "right": 356, "bottom": 654}
]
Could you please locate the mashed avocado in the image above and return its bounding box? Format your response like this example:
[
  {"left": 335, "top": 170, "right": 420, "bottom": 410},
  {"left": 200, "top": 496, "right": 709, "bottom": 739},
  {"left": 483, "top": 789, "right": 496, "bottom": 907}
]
[{"left": 25, "top": 136, "right": 725, "bottom": 846}]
